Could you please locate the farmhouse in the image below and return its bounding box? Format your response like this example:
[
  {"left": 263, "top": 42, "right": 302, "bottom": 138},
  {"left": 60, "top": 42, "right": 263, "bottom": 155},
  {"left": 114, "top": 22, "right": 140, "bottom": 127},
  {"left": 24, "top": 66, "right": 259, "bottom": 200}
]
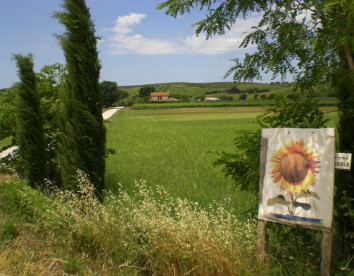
[
  {"left": 150, "top": 92, "right": 178, "bottom": 102},
  {"left": 204, "top": 97, "right": 221, "bottom": 102}
]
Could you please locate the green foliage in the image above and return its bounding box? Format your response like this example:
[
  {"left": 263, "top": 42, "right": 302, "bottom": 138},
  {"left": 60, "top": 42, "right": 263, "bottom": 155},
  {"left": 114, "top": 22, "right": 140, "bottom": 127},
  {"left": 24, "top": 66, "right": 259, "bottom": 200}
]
[
  {"left": 258, "top": 94, "right": 329, "bottom": 128},
  {"left": 63, "top": 257, "right": 83, "bottom": 274},
  {"left": 132, "top": 100, "right": 271, "bottom": 110},
  {"left": 14, "top": 54, "right": 46, "bottom": 188},
  {"left": 239, "top": 93, "right": 247, "bottom": 100},
  {"left": 0, "top": 221, "right": 17, "bottom": 244},
  {"left": 214, "top": 95, "right": 328, "bottom": 194},
  {"left": 219, "top": 95, "right": 233, "bottom": 101},
  {"left": 267, "top": 93, "right": 275, "bottom": 100},
  {"left": 139, "top": 86, "right": 155, "bottom": 98},
  {"left": 100, "top": 80, "right": 119, "bottom": 107},
  {"left": 132, "top": 99, "right": 337, "bottom": 110},
  {"left": 0, "top": 88, "right": 17, "bottom": 143},
  {"left": 334, "top": 68, "right": 354, "bottom": 250},
  {"left": 213, "top": 130, "right": 260, "bottom": 193},
  {"left": 0, "top": 63, "right": 65, "bottom": 159},
  {"left": 117, "top": 89, "right": 129, "bottom": 103},
  {"left": 170, "top": 94, "right": 190, "bottom": 103},
  {"left": 36, "top": 63, "right": 66, "bottom": 184},
  {"left": 267, "top": 223, "right": 322, "bottom": 275},
  {"left": 225, "top": 85, "right": 241, "bottom": 94},
  {"left": 54, "top": 0, "right": 106, "bottom": 196},
  {"left": 0, "top": 177, "right": 49, "bottom": 222}
]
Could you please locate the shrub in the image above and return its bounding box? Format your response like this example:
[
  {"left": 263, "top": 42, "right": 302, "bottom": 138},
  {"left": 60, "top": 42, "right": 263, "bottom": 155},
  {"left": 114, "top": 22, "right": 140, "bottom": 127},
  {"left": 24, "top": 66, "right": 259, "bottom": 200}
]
[
  {"left": 267, "top": 93, "right": 275, "bottom": 99},
  {"left": 215, "top": 95, "right": 328, "bottom": 194},
  {"left": 239, "top": 93, "right": 247, "bottom": 100}
]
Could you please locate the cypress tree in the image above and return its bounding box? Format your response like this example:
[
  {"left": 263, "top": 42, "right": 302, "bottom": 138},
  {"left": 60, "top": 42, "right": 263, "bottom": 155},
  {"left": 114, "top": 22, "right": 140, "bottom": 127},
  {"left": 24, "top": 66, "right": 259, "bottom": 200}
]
[
  {"left": 53, "top": 0, "right": 106, "bottom": 196},
  {"left": 14, "top": 54, "right": 46, "bottom": 188}
]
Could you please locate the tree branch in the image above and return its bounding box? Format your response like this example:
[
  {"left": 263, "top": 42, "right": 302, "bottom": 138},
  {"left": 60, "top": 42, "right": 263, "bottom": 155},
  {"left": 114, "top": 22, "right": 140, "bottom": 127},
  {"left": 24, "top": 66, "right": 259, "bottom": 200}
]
[{"left": 342, "top": 42, "right": 354, "bottom": 73}]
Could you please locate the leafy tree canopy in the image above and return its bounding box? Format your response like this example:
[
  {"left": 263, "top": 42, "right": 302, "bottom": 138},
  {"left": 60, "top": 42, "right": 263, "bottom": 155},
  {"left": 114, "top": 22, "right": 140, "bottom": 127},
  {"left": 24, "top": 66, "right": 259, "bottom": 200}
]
[
  {"left": 139, "top": 86, "right": 155, "bottom": 98},
  {"left": 100, "top": 81, "right": 119, "bottom": 107},
  {"left": 0, "top": 88, "right": 17, "bottom": 142},
  {"left": 158, "top": 0, "right": 353, "bottom": 88}
]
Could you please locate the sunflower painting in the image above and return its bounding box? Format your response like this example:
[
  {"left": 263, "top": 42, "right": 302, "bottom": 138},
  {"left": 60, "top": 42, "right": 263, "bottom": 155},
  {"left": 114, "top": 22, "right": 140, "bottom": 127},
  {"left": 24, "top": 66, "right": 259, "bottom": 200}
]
[{"left": 258, "top": 128, "right": 335, "bottom": 230}]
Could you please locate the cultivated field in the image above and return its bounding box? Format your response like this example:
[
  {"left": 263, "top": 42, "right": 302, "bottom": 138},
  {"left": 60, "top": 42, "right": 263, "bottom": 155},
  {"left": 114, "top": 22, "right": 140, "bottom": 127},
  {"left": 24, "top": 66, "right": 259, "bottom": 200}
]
[{"left": 104, "top": 106, "right": 338, "bottom": 215}]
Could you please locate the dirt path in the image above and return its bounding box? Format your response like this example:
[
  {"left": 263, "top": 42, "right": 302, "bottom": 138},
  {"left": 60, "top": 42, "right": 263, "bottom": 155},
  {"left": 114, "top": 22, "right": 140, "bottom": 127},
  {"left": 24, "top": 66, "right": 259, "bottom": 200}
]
[
  {"left": 0, "top": 107, "right": 124, "bottom": 160},
  {"left": 102, "top": 106, "right": 124, "bottom": 120}
]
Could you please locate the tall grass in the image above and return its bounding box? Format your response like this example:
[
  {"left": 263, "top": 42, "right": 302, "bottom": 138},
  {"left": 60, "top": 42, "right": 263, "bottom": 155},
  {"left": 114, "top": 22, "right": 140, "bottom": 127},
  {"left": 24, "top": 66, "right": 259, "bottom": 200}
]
[
  {"left": 0, "top": 173, "right": 265, "bottom": 275},
  {"left": 0, "top": 136, "right": 12, "bottom": 151}
]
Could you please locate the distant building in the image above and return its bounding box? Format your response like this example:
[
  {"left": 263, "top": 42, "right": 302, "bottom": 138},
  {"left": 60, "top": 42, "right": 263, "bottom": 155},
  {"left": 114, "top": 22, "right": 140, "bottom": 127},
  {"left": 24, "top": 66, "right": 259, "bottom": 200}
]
[
  {"left": 150, "top": 92, "right": 178, "bottom": 102},
  {"left": 204, "top": 97, "right": 221, "bottom": 102}
]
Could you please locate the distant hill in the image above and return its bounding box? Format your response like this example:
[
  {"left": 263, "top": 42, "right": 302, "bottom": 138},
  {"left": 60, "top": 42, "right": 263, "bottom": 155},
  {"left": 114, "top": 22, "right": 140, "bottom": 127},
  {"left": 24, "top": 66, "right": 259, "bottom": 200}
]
[{"left": 119, "top": 81, "right": 297, "bottom": 99}]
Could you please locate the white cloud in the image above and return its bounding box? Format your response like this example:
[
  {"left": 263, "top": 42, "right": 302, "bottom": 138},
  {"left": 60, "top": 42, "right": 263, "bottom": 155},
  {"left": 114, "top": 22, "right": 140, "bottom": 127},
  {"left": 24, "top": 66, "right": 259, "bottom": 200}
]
[
  {"left": 113, "top": 13, "right": 146, "bottom": 34},
  {"left": 109, "top": 34, "right": 181, "bottom": 55},
  {"left": 107, "top": 13, "right": 260, "bottom": 55}
]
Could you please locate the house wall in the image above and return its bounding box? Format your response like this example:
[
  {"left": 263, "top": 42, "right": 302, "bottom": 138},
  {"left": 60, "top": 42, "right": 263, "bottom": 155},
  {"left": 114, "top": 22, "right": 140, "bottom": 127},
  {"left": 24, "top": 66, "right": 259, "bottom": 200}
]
[{"left": 150, "top": 93, "right": 169, "bottom": 101}]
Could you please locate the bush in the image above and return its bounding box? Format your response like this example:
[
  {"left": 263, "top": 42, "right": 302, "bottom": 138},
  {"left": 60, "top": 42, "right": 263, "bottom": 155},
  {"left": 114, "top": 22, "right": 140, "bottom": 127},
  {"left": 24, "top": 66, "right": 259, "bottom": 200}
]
[
  {"left": 215, "top": 95, "right": 328, "bottom": 193},
  {"left": 267, "top": 93, "right": 275, "bottom": 99},
  {"left": 220, "top": 95, "right": 233, "bottom": 101},
  {"left": 258, "top": 94, "right": 328, "bottom": 128},
  {"left": 239, "top": 94, "right": 247, "bottom": 100}
]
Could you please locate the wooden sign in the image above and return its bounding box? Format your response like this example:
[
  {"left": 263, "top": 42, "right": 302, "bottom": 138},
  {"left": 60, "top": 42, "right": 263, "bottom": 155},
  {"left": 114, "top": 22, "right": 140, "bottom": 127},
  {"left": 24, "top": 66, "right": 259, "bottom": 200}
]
[
  {"left": 335, "top": 153, "right": 352, "bottom": 171},
  {"left": 258, "top": 128, "right": 335, "bottom": 230}
]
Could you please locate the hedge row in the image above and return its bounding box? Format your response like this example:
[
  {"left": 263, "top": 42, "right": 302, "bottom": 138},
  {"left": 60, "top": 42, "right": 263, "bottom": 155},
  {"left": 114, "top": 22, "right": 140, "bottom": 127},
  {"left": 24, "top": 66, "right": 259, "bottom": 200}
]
[{"left": 131, "top": 99, "right": 338, "bottom": 110}]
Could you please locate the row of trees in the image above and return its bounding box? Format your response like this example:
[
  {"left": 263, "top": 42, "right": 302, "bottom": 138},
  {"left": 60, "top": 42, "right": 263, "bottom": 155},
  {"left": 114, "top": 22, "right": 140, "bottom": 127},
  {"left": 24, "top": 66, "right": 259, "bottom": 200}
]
[
  {"left": 225, "top": 86, "right": 270, "bottom": 94},
  {"left": 10, "top": 0, "right": 106, "bottom": 197}
]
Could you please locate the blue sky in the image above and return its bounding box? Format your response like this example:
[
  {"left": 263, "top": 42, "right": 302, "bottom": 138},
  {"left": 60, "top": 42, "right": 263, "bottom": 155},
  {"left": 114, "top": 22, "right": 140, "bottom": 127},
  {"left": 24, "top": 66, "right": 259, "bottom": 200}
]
[{"left": 0, "top": 0, "right": 275, "bottom": 89}]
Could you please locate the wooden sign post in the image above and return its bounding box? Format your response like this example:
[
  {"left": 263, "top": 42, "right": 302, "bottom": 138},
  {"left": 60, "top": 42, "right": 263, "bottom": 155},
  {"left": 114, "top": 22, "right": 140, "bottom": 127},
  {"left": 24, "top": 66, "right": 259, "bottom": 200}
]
[{"left": 257, "top": 128, "right": 336, "bottom": 275}]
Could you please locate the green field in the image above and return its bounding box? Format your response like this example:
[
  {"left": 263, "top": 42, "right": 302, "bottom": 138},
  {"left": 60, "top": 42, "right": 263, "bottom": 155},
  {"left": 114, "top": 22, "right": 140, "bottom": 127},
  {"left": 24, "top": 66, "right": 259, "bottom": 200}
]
[
  {"left": 104, "top": 106, "right": 338, "bottom": 215},
  {"left": 105, "top": 107, "right": 262, "bottom": 214}
]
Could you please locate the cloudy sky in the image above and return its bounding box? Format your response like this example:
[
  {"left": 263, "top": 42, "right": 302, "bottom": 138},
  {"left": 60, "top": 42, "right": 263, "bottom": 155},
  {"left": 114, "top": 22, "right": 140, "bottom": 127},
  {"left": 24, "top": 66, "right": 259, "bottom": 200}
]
[{"left": 0, "top": 0, "right": 273, "bottom": 88}]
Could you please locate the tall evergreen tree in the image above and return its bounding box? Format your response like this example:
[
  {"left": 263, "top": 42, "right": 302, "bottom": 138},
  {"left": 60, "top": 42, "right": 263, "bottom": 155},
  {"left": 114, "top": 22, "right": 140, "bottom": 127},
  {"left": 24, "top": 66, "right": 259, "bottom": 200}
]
[
  {"left": 14, "top": 54, "right": 46, "bottom": 188},
  {"left": 53, "top": 0, "right": 106, "bottom": 196}
]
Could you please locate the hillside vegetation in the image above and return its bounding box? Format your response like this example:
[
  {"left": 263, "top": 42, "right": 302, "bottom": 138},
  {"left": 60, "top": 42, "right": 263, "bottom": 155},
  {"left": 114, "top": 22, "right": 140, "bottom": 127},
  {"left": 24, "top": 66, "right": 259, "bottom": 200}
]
[
  {"left": 120, "top": 81, "right": 294, "bottom": 97},
  {"left": 117, "top": 81, "right": 337, "bottom": 108}
]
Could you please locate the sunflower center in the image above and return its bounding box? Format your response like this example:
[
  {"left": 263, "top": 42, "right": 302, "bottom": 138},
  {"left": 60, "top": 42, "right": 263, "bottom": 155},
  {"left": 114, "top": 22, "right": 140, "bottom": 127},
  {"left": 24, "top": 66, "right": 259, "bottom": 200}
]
[{"left": 279, "top": 152, "right": 308, "bottom": 184}]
